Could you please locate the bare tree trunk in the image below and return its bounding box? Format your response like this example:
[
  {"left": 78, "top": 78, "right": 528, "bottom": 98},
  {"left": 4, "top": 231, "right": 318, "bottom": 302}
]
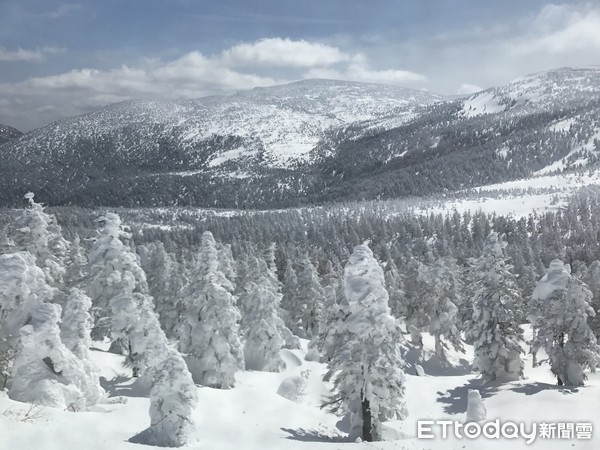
[{"left": 361, "top": 397, "right": 373, "bottom": 442}]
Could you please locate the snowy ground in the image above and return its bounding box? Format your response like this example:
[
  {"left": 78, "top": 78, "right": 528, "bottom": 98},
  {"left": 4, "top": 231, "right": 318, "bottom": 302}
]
[
  {"left": 416, "top": 170, "right": 600, "bottom": 218},
  {"left": 1, "top": 329, "right": 598, "bottom": 450}
]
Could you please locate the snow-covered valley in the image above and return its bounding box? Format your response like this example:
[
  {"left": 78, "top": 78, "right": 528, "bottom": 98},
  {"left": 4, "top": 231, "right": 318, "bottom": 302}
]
[{"left": 2, "top": 330, "right": 598, "bottom": 450}]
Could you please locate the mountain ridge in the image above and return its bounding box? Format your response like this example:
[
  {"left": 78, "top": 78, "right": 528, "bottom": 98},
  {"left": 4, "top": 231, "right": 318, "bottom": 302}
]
[
  {"left": 0, "top": 124, "right": 22, "bottom": 146},
  {"left": 1, "top": 67, "right": 599, "bottom": 208}
]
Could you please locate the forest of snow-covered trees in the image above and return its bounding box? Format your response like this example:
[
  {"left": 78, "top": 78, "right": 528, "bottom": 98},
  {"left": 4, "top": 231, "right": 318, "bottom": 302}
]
[{"left": 1, "top": 187, "right": 600, "bottom": 445}]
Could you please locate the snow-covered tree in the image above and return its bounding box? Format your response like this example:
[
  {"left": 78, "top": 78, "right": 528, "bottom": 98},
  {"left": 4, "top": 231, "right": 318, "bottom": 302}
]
[
  {"left": 530, "top": 260, "right": 600, "bottom": 386},
  {"left": 139, "top": 242, "right": 184, "bottom": 338},
  {"left": 579, "top": 260, "right": 600, "bottom": 338},
  {"left": 108, "top": 286, "right": 197, "bottom": 444},
  {"left": 178, "top": 231, "right": 244, "bottom": 388},
  {"left": 468, "top": 233, "right": 524, "bottom": 384},
  {"left": 239, "top": 256, "right": 286, "bottom": 372},
  {"left": 60, "top": 288, "right": 105, "bottom": 405},
  {"left": 64, "top": 236, "right": 88, "bottom": 288},
  {"left": 130, "top": 349, "right": 198, "bottom": 447},
  {"left": 13, "top": 193, "right": 68, "bottom": 289},
  {"left": 10, "top": 303, "right": 102, "bottom": 410},
  {"left": 281, "top": 258, "right": 300, "bottom": 333},
  {"left": 217, "top": 243, "right": 237, "bottom": 291},
  {"left": 307, "top": 259, "right": 343, "bottom": 362},
  {"left": 418, "top": 258, "right": 464, "bottom": 364},
  {"left": 133, "top": 294, "right": 173, "bottom": 380},
  {"left": 85, "top": 213, "right": 148, "bottom": 340},
  {"left": 0, "top": 252, "right": 56, "bottom": 388},
  {"left": 403, "top": 258, "right": 430, "bottom": 346},
  {"left": 324, "top": 244, "right": 406, "bottom": 442},
  {"left": 383, "top": 257, "right": 406, "bottom": 319},
  {"left": 61, "top": 288, "right": 94, "bottom": 356},
  {"left": 295, "top": 255, "right": 325, "bottom": 338}
]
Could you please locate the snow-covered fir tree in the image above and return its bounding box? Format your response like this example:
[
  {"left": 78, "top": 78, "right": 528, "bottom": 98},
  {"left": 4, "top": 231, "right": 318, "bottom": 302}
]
[
  {"left": 281, "top": 258, "right": 300, "bottom": 333},
  {"left": 383, "top": 256, "right": 406, "bottom": 319},
  {"left": 61, "top": 288, "right": 94, "bottom": 356},
  {"left": 138, "top": 241, "right": 184, "bottom": 338},
  {"left": 64, "top": 235, "right": 88, "bottom": 289},
  {"left": 60, "top": 288, "right": 105, "bottom": 405},
  {"left": 239, "top": 256, "right": 286, "bottom": 372},
  {"left": 178, "top": 231, "right": 244, "bottom": 388},
  {"left": 217, "top": 242, "right": 237, "bottom": 290},
  {"left": 307, "top": 259, "right": 343, "bottom": 362},
  {"left": 10, "top": 303, "right": 103, "bottom": 410},
  {"left": 85, "top": 213, "right": 148, "bottom": 340},
  {"left": 130, "top": 349, "right": 198, "bottom": 447},
  {"left": 130, "top": 293, "right": 172, "bottom": 380},
  {"left": 0, "top": 252, "right": 56, "bottom": 388},
  {"left": 530, "top": 260, "right": 600, "bottom": 386},
  {"left": 422, "top": 258, "right": 464, "bottom": 364},
  {"left": 324, "top": 244, "right": 406, "bottom": 442},
  {"left": 402, "top": 258, "right": 430, "bottom": 347},
  {"left": 468, "top": 233, "right": 524, "bottom": 384},
  {"left": 579, "top": 260, "right": 600, "bottom": 338},
  {"left": 12, "top": 193, "right": 68, "bottom": 290},
  {"left": 295, "top": 254, "right": 325, "bottom": 338}
]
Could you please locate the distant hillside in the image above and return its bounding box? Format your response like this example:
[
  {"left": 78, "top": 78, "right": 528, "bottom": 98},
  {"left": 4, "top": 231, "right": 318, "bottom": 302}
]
[
  {"left": 0, "top": 124, "right": 22, "bottom": 146},
  {"left": 1, "top": 68, "right": 599, "bottom": 208}
]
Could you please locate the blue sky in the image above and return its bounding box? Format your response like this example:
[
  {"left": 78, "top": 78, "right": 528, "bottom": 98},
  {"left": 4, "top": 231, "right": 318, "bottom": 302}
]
[{"left": 1, "top": 1, "right": 599, "bottom": 130}]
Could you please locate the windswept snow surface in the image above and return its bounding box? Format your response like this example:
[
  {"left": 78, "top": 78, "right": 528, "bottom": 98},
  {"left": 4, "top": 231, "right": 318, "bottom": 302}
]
[
  {"left": 1, "top": 330, "right": 598, "bottom": 449},
  {"left": 418, "top": 170, "right": 600, "bottom": 218}
]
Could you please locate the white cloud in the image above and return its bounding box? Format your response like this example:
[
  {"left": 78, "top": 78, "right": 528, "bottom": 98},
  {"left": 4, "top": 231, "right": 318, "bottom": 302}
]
[
  {"left": 7, "top": 0, "right": 598, "bottom": 132},
  {"left": 222, "top": 38, "right": 350, "bottom": 67},
  {"left": 362, "top": 3, "right": 600, "bottom": 95},
  {"left": 456, "top": 83, "right": 483, "bottom": 95},
  {"left": 511, "top": 4, "right": 600, "bottom": 56},
  {"left": 47, "top": 4, "right": 84, "bottom": 20},
  {"left": 0, "top": 37, "right": 427, "bottom": 129},
  {"left": 14, "top": 56, "right": 278, "bottom": 100},
  {"left": 0, "top": 46, "right": 62, "bottom": 62},
  {"left": 306, "top": 60, "right": 426, "bottom": 85}
]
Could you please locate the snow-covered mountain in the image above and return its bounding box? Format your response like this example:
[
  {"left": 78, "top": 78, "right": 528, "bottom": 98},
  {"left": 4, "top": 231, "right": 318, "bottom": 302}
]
[
  {"left": 460, "top": 67, "right": 600, "bottom": 118},
  {"left": 1, "top": 68, "right": 599, "bottom": 208},
  {"left": 0, "top": 123, "right": 21, "bottom": 146}
]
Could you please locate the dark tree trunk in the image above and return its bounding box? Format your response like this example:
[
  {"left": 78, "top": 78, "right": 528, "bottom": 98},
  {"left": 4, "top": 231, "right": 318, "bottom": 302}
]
[{"left": 361, "top": 397, "right": 373, "bottom": 442}]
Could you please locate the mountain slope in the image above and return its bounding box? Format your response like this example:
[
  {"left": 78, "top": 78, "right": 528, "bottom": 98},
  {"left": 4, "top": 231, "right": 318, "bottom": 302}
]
[
  {"left": 0, "top": 124, "right": 21, "bottom": 146},
  {"left": 311, "top": 67, "right": 600, "bottom": 203},
  {"left": 1, "top": 68, "right": 599, "bottom": 208},
  {"left": 0, "top": 80, "right": 442, "bottom": 207}
]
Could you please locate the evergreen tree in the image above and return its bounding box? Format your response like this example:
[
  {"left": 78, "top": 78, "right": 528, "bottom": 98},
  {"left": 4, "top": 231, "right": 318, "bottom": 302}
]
[
  {"left": 61, "top": 288, "right": 105, "bottom": 405},
  {"left": 423, "top": 258, "right": 464, "bottom": 364},
  {"left": 324, "top": 244, "right": 406, "bottom": 442},
  {"left": 13, "top": 193, "right": 68, "bottom": 291},
  {"left": 178, "top": 231, "right": 243, "bottom": 388},
  {"left": 383, "top": 257, "right": 406, "bottom": 319},
  {"left": 239, "top": 256, "right": 286, "bottom": 372},
  {"left": 130, "top": 349, "right": 198, "bottom": 447},
  {"left": 0, "top": 252, "right": 56, "bottom": 388},
  {"left": 530, "top": 260, "right": 600, "bottom": 386},
  {"left": 85, "top": 213, "right": 148, "bottom": 340},
  {"left": 10, "top": 303, "right": 103, "bottom": 410},
  {"left": 64, "top": 236, "right": 88, "bottom": 289},
  {"left": 139, "top": 242, "right": 184, "bottom": 338},
  {"left": 281, "top": 258, "right": 300, "bottom": 333},
  {"left": 295, "top": 255, "right": 325, "bottom": 338},
  {"left": 468, "top": 233, "right": 524, "bottom": 384}
]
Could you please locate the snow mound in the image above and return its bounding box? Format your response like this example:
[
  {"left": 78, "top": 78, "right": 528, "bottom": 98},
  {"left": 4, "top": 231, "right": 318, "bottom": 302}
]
[
  {"left": 276, "top": 375, "right": 306, "bottom": 402},
  {"left": 281, "top": 349, "right": 303, "bottom": 369}
]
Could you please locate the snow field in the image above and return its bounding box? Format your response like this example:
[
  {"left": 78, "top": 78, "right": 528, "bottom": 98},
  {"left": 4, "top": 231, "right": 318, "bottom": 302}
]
[{"left": 2, "top": 327, "right": 599, "bottom": 450}]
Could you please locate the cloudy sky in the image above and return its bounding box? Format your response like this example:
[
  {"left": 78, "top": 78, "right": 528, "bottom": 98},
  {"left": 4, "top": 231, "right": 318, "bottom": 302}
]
[{"left": 1, "top": 0, "right": 599, "bottom": 130}]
